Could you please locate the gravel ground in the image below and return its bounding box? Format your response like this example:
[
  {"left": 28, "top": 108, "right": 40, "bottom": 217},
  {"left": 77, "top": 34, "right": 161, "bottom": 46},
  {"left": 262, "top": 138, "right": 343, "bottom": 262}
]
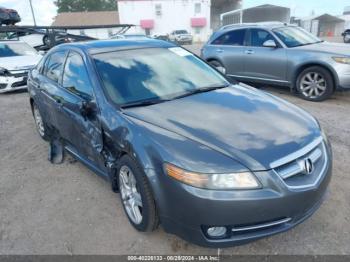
[{"left": 0, "top": 79, "right": 350, "bottom": 254}]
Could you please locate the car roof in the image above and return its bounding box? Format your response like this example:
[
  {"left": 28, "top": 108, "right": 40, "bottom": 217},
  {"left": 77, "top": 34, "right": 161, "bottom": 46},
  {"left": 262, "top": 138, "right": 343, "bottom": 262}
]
[{"left": 53, "top": 39, "right": 176, "bottom": 55}]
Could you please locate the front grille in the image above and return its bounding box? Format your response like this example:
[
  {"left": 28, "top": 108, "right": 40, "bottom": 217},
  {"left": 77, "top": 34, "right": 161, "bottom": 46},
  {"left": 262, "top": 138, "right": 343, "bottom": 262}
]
[
  {"left": 274, "top": 138, "right": 327, "bottom": 189},
  {"left": 11, "top": 77, "right": 27, "bottom": 87}
]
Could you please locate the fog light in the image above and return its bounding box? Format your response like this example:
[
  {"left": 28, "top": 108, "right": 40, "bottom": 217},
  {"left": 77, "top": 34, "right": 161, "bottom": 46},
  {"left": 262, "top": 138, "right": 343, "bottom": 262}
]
[{"left": 207, "top": 227, "right": 227, "bottom": 238}]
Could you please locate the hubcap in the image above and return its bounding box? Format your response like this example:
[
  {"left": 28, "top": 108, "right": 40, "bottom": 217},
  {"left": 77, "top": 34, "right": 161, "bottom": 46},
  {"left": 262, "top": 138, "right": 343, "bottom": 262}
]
[
  {"left": 300, "top": 72, "right": 326, "bottom": 99},
  {"left": 119, "top": 165, "right": 143, "bottom": 225},
  {"left": 33, "top": 106, "right": 45, "bottom": 137}
]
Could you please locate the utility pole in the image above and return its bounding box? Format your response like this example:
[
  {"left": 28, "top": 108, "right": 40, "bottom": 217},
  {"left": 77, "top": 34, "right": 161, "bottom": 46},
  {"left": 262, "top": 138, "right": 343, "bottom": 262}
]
[{"left": 29, "top": 0, "right": 37, "bottom": 26}]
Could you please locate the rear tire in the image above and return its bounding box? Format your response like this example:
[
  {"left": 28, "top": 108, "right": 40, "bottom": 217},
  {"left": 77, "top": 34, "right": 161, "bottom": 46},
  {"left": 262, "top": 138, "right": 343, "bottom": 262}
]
[
  {"left": 117, "top": 155, "right": 159, "bottom": 232},
  {"left": 32, "top": 102, "right": 50, "bottom": 141},
  {"left": 296, "top": 66, "right": 334, "bottom": 102}
]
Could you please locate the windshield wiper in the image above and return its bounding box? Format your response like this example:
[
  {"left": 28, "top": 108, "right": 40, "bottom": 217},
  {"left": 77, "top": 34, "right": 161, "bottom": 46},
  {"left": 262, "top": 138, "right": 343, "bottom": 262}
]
[
  {"left": 171, "top": 84, "right": 230, "bottom": 100},
  {"left": 121, "top": 98, "right": 170, "bottom": 109}
]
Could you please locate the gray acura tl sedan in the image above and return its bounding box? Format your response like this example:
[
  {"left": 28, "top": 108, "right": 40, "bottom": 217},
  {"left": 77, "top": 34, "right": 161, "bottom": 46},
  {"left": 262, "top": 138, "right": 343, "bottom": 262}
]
[
  {"left": 28, "top": 39, "right": 332, "bottom": 247},
  {"left": 201, "top": 23, "right": 350, "bottom": 101}
]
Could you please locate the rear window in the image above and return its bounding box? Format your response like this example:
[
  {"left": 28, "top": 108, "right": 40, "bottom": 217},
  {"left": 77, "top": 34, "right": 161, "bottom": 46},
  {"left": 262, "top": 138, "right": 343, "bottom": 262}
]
[
  {"left": 211, "top": 29, "right": 246, "bottom": 46},
  {"left": 44, "top": 51, "right": 66, "bottom": 83}
]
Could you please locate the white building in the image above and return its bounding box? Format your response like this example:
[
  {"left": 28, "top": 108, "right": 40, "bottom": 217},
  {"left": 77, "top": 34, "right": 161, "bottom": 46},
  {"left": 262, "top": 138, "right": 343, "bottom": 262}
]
[{"left": 117, "top": 0, "right": 240, "bottom": 42}]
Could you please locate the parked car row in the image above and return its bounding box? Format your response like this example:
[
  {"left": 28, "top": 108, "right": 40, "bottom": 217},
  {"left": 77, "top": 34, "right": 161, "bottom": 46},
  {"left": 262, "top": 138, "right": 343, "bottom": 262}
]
[{"left": 26, "top": 37, "right": 332, "bottom": 247}]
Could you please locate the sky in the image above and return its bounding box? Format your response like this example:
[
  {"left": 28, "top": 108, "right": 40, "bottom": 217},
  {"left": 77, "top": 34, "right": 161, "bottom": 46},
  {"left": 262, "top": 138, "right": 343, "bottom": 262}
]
[{"left": 0, "top": 0, "right": 349, "bottom": 26}]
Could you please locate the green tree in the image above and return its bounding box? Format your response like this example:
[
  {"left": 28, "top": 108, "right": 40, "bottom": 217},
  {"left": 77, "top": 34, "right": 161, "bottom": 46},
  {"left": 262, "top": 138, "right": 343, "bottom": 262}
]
[{"left": 55, "top": 0, "right": 117, "bottom": 13}]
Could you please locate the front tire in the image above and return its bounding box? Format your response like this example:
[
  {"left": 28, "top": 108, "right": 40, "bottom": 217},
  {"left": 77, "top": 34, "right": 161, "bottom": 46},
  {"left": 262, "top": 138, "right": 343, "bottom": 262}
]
[
  {"left": 117, "top": 155, "right": 159, "bottom": 232},
  {"left": 296, "top": 66, "right": 334, "bottom": 102}
]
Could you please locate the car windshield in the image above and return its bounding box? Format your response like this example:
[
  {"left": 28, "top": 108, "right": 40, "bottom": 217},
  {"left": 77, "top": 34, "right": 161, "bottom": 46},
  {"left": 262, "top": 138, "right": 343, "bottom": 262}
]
[
  {"left": 273, "top": 26, "right": 322, "bottom": 48},
  {"left": 176, "top": 30, "right": 188, "bottom": 34},
  {"left": 0, "top": 42, "right": 37, "bottom": 57},
  {"left": 93, "top": 47, "right": 229, "bottom": 106}
]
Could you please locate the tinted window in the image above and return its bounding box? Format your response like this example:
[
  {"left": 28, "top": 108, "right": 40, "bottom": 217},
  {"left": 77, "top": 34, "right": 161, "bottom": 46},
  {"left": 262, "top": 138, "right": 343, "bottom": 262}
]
[
  {"left": 212, "top": 29, "right": 246, "bottom": 46},
  {"left": 93, "top": 47, "right": 228, "bottom": 105},
  {"left": 250, "top": 29, "right": 275, "bottom": 47},
  {"left": 44, "top": 51, "right": 66, "bottom": 83},
  {"left": 176, "top": 30, "right": 188, "bottom": 34},
  {"left": 62, "top": 52, "right": 93, "bottom": 99}
]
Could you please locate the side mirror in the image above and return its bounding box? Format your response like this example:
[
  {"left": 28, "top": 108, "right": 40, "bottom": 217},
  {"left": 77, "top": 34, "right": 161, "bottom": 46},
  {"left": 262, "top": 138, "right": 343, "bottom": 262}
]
[
  {"left": 263, "top": 40, "right": 277, "bottom": 48},
  {"left": 79, "top": 100, "right": 96, "bottom": 120}
]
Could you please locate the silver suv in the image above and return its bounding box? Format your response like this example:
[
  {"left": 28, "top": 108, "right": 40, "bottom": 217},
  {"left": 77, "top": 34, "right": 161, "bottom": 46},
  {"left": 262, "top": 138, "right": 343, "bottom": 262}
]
[{"left": 201, "top": 23, "right": 350, "bottom": 101}]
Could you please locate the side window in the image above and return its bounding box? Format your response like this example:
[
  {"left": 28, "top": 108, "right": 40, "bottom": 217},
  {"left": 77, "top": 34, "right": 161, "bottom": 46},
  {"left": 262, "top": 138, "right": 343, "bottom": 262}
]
[
  {"left": 44, "top": 51, "right": 66, "bottom": 83},
  {"left": 250, "top": 29, "right": 275, "bottom": 47},
  {"left": 211, "top": 29, "right": 246, "bottom": 46},
  {"left": 62, "top": 52, "right": 93, "bottom": 99}
]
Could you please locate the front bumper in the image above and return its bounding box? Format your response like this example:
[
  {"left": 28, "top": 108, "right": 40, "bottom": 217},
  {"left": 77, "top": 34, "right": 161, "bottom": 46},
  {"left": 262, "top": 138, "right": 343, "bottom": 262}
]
[
  {"left": 148, "top": 145, "right": 332, "bottom": 247},
  {"left": 0, "top": 72, "right": 28, "bottom": 93},
  {"left": 334, "top": 63, "right": 350, "bottom": 89}
]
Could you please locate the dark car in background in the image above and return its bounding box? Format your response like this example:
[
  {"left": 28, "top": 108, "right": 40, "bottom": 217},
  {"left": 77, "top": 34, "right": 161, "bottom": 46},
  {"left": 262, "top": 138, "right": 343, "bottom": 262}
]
[
  {"left": 0, "top": 7, "right": 20, "bottom": 25},
  {"left": 202, "top": 23, "right": 350, "bottom": 101},
  {"left": 27, "top": 39, "right": 332, "bottom": 247},
  {"left": 342, "top": 29, "right": 350, "bottom": 43}
]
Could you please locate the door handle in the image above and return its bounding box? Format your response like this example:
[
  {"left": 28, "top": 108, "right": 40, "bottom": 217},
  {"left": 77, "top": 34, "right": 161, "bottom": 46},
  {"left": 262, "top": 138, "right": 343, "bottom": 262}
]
[
  {"left": 245, "top": 50, "right": 255, "bottom": 55},
  {"left": 216, "top": 48, "right": 224, "bottom": 53}
]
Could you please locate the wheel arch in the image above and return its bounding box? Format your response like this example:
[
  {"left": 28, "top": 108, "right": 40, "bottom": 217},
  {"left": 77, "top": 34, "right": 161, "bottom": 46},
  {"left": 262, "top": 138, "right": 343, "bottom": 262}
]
[{"left": 292, "top": 62, "right": 338, "bottom": 91}]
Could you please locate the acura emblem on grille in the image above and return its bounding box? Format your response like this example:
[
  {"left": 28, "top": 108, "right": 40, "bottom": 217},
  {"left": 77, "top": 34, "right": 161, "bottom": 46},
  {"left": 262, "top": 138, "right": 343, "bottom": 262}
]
[{"left": 303, "top": 158, "right": 314, "bottom": 175}]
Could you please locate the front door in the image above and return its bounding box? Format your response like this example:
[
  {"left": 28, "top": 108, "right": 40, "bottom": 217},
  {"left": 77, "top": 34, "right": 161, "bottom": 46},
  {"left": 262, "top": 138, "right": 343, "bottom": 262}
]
[
  {"left": 243, "top": 29, "right": 288, "bottom": 83},
  {"left": 57, "top": 51, "right": 106, "bottom": 171}
]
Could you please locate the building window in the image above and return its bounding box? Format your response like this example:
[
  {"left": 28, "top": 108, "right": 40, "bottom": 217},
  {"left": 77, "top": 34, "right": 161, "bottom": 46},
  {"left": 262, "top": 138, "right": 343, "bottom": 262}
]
[
  {"left": 195, "top": 3, "right": 201, "bottom": 14},
  {"left": 155, "top": 4, "right": 162, "bottom": 16},
  {"left": 195, "top": 27, "right": 201, "bottom": 34}
]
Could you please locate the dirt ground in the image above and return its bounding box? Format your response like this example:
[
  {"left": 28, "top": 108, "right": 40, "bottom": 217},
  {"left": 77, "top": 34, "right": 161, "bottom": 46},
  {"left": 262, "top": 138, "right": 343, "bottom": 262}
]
[{"left": 0, "top": 85, "right": 350, "bottom": 255}]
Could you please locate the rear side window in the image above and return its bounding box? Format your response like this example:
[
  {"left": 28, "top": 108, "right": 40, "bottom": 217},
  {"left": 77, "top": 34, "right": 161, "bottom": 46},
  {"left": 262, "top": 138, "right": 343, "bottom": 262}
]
[
  {"left": 44, "top": 51, "right": 66, "bottom": 83},
  {"left": 62, "top": 52, "right": 93, "bottom": 99},
  {"left": 211, "top": 29, "right": 246, "bottom": 46},
  {"left": 249, "top": 29, "right": 275, "bottom": 47}
]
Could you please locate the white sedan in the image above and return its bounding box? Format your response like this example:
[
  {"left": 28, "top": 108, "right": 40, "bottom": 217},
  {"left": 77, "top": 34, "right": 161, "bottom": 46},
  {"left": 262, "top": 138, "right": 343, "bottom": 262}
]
[{"left": 0, "top": 41, "right": 42, "bottom": 93}]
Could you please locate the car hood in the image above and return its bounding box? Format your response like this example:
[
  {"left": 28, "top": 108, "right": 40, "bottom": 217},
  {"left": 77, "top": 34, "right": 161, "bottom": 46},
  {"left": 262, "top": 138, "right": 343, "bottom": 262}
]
[
  {"left": 124, "top": 86, "right": 321, "bottom": 171},
  {"left": 294, "top": 41, "right": 350, "bottom": 55},
  {"left": 0, "top": 55, "right": 42, "bottom": 71}
]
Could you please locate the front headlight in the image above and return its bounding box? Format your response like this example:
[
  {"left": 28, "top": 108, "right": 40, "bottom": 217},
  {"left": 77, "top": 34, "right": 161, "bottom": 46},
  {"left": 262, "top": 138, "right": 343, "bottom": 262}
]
[
  {"left": 165, "top": 163, "right": 260, "bottom": 190},
  {"left": 332, "top": 57, "right": 350, "bottom": 64}
]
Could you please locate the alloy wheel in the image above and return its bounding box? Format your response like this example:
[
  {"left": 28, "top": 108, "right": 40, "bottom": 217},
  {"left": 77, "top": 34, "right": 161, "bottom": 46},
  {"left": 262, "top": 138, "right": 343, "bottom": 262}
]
[
  {"left": 33, "top": 106, "right": 45, "bottom": 137},
  {"left": 300, "top": 72, "right": 326, "bottom": 99},
  {"left": 119, "top": 165, "right": 143, "bottom": 225}
]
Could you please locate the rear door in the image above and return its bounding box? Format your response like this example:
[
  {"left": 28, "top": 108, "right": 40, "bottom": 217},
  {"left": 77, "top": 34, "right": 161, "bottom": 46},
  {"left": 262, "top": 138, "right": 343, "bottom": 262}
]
[
  {"left": 210, "top": 29, "right": 248, "bottom": 77},
  {"left": 243, "top": 29, "right": 288, "bottom": 83},
  {"left": 39, "top": 51, "right": 67, "bottom": 129}
]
